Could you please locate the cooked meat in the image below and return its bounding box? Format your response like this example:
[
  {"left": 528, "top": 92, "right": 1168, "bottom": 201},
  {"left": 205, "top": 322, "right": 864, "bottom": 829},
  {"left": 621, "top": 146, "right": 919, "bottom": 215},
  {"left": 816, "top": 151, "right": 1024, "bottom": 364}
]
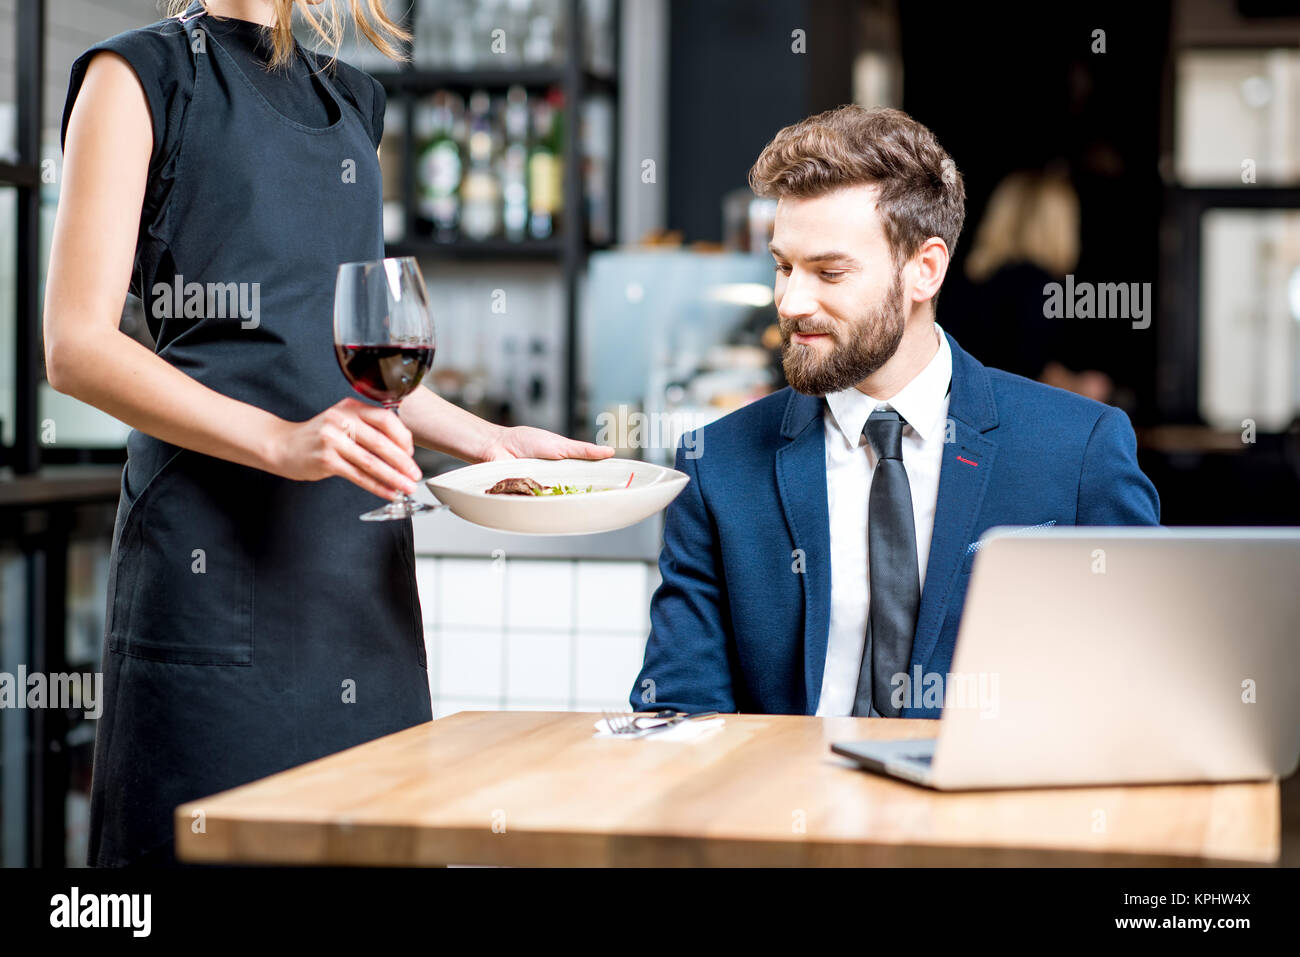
[{"left": 485, "top": 477, "right": 547, "bottom": 496}]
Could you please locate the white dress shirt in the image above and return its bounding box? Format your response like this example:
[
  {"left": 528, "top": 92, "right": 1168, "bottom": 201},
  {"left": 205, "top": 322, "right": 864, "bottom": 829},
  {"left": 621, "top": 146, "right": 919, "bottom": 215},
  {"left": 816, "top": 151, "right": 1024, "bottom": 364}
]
[{"left": 814, "top": 323, "right": 953, "bottom": 716}]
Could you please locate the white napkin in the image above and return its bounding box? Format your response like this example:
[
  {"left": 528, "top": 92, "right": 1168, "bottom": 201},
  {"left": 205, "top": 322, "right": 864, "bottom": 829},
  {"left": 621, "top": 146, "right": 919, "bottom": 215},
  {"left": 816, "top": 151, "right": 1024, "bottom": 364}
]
[{"left": 593, "top": 715, "right": 726, "bottom": 741}]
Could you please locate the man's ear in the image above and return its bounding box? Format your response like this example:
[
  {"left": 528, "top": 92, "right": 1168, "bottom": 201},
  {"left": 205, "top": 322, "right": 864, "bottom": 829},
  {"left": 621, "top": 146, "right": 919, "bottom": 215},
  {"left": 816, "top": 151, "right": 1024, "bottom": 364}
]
[{"left": 909, "top": 237, "right": 950, "bottom": 304}]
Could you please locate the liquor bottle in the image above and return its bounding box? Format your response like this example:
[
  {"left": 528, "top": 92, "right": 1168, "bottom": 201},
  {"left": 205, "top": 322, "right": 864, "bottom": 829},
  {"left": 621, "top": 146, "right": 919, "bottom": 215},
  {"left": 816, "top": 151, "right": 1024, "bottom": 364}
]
[
  {"left": 460, "top": 90, "right": 502, "bottom": 241},
  {"left": 582, "top": 95, "right": 613, "bottom": 245},
  {"left": 416, "top": 92, "right": 464, "bottom": 242},
  {"left": 523, "top": 5, "right": 556, "bottom": 65},
  {"left": 379, "top": 107, "right": 405, "bottom": 243},
  {"left": 412, "top": 0, "right": 448, "bottom": 68},
  {"left": 583, "top": 0, "right": 616, "bottom": 76},
  {"left": 528, "top": 89, "right": 564, "bottom": 240},
  {"left": 548, "top": 89, "right": 566, "bottom": 237},
  {"left": 501, "top": 86, "right": 530, "bottom": 242}
]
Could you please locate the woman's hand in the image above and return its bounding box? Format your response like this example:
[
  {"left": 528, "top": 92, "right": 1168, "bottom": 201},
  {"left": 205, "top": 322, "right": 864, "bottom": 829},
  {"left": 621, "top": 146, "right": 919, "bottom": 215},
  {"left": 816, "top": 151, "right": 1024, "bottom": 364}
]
[
  {"left": 269, "top": 397, "right": 423, "bottom": 500},
  {"left": 478, "top": 425, "right": 616, "bottom": 463}
]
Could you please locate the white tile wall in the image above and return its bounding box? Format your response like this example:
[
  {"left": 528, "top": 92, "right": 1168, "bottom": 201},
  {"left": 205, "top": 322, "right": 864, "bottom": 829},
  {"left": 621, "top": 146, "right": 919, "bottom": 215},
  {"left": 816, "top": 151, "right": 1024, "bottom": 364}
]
[
  {"left": 506, "top": 630, "right": 572, "bottom": 703},
  {"left": 436, "top": 558, "right": 506, "bottom": 629},
  {"left": 418, "top": 557, "right": 660, "bottom": 715},
  {"left": 574, "top": 633, "right": 647, "bottom": 709},
  {"left": 505, "top": 560, "right": 574, "bottom": 631},
  {"left": 437, "top": 629, "right": 503, "bottom": 700},
  {"left": 575, "top": 562, "right": 651, "bottom": 634},
  {"left": 415, "top": 554, "right": 439, "bottom": 623}
]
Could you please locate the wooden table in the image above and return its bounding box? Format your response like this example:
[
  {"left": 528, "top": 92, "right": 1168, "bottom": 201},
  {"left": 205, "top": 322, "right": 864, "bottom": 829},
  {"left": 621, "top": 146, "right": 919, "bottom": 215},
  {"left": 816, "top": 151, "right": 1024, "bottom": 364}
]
[{"left": 175, "top": 711, "right": 1281, "bottom": 866}]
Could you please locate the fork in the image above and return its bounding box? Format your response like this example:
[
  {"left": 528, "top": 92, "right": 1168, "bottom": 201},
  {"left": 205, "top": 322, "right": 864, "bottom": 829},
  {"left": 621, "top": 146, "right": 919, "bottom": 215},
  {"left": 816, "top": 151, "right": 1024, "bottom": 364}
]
[
  {"left": 601, "top": 710, "right": 641, "bottom": 735},
  {"left": 601, "top": 709, "right": 678, "bottom": 734},
  {"left": 601, "top": 709, "right": 718, "bottom": 736}
]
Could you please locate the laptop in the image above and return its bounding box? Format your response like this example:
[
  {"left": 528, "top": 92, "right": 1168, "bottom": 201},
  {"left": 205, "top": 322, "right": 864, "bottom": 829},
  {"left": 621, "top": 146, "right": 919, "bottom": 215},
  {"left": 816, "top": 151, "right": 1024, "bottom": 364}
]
[{"left": 831, "top": 526, "right": 1300, "bottom": 789}]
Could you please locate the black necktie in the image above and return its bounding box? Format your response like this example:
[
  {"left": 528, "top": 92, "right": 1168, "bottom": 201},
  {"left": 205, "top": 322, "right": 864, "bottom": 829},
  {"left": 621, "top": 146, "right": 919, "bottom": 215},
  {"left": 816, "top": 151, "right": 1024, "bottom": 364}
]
[{"left": 851, "top": 409, "right": 921, "bottom": 718}]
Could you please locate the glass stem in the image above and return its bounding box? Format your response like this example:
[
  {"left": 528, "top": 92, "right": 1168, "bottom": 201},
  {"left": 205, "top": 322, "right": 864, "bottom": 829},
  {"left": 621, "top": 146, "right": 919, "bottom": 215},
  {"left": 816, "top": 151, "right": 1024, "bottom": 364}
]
[{"left": 388, "top": 401, "right": 414, "bottom": 504}]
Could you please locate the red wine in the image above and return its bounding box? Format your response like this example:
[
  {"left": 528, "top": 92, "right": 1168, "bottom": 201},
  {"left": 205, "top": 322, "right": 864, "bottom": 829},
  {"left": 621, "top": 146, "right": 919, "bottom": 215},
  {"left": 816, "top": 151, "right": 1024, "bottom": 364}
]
[{"left": 336, "top": 344, "right": 434, "bottom": 404}]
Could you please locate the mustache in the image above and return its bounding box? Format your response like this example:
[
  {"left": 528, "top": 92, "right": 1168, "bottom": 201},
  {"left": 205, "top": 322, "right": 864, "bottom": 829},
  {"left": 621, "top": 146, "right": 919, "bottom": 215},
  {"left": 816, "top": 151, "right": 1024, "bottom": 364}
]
[{"left": 780, "top": 319, "right": 838, "bottom": 338}]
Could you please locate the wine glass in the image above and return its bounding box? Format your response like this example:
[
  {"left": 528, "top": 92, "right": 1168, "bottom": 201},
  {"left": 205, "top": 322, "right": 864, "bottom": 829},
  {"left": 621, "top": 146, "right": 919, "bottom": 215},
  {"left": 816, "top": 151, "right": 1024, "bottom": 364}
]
[{"left": 333, "top": 256, "right": 436, "bottom": 521}]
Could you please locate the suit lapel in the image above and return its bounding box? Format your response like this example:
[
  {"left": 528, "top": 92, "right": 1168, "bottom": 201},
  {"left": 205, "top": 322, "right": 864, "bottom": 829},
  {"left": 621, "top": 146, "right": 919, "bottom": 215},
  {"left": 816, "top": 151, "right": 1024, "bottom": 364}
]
[
  {"left": 774, "top": 389, "right": 832, "bottom": 712},
  {"left": 909, "top": 332, "right": 1000, "bottom": 673}
]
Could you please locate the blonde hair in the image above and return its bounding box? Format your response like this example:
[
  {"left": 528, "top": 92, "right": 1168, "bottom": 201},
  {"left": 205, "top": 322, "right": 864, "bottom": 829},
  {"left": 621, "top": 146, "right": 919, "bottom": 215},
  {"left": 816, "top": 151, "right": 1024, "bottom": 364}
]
[
  {"left": 963, "top": 171, "right": 1080, "bottom": 282},
  {"left": 163, "top": 0, "right": 410, "bottom": 71}
]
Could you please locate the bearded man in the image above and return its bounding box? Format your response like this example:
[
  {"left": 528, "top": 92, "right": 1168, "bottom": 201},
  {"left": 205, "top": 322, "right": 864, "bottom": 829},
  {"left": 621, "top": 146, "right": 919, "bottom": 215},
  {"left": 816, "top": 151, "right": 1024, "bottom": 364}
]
[{"left": 629, "top": 106, "right": 1160, "bottom": 718}]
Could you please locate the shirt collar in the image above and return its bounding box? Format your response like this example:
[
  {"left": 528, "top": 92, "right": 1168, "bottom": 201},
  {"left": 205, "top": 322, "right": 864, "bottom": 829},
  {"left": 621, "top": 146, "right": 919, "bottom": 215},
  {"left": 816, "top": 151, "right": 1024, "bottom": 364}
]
[{"left": 824, "top": 322, "right": 952, "bottom": 448}]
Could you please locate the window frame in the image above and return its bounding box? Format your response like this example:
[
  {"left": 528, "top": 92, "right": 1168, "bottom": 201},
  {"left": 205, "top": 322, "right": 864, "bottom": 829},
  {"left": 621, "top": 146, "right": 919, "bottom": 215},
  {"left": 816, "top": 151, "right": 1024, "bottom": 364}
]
[
  {"left": 2, "top": 0, "right": 128, "bottom": 474},
  {"left": 1160, "top": 42, "right": 1300, "bottom": 425},
  {"left": 1, "top": 0, "right": 44, "bottom": 473}
]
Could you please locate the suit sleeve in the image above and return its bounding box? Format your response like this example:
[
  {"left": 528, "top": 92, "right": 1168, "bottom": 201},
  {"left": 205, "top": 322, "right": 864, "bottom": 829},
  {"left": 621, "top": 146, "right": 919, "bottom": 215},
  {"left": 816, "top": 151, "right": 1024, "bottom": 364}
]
[
  {"left": 629, "top": 440, "right": 738, "bottom": 713},
  {"left": 1076, "top": 405, "right": 1161, "bottom": 525}
]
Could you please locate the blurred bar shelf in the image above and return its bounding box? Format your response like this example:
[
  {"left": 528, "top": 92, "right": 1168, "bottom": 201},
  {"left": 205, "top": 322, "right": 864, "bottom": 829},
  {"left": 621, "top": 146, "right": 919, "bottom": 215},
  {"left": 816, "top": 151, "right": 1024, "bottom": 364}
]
[
  {"left": 373, "top": 68, "right": 617, "bottom": 95},
  {"left": 385, "top": 236, "right": 612, "bottom": 260},
  {"left": 376, "top": 0, "right": 622, "bottom": 436},
  {"left": 387, "top": 236, "right": 563, "bottom": 260}
]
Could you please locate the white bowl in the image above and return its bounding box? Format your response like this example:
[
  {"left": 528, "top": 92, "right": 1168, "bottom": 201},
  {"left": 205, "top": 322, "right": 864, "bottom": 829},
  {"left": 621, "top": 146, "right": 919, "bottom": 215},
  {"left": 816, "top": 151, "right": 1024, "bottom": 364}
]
[{"left": 424, "top": 458, "right": 689, "bottom": 535}]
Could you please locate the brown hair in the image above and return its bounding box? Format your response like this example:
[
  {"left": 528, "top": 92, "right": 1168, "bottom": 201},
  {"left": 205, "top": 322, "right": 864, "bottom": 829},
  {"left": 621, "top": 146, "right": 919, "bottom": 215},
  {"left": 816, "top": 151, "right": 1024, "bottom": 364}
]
[
  {"left": 749, "top": 105, "right": 966, "bottom": 269},
  {"left": 163, "top": 0, "right": 410, "bottom": 72}
]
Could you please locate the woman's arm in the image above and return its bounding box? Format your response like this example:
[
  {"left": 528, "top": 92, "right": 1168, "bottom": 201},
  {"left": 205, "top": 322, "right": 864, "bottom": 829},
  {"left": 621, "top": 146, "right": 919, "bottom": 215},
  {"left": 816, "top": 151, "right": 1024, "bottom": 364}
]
[
  {"left": 397, "top": 385, "right": 614, "bottom": 463},
  {"left": 45, "top": 51, "right": 420, "bottom": 501}
]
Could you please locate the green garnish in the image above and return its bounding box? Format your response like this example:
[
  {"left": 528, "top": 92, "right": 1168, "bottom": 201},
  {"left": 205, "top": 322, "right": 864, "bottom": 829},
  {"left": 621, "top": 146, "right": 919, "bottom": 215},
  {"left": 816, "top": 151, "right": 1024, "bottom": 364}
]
[{"left": 528, "top": 484, "right": 611, "bottom": 495}]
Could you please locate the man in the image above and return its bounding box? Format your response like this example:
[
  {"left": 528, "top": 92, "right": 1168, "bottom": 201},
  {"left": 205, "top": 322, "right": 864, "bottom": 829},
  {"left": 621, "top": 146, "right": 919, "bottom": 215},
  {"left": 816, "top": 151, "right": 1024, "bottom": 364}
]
[{"left": 629, "top": 106, "right": 1160, "bottom": 719}]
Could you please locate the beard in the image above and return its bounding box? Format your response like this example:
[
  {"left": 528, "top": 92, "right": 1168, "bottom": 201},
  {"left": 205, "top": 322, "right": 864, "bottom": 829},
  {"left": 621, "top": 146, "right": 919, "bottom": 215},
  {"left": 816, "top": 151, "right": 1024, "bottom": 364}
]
[{"left": 780, "top": 270, "right": 907, "bottom": 396}]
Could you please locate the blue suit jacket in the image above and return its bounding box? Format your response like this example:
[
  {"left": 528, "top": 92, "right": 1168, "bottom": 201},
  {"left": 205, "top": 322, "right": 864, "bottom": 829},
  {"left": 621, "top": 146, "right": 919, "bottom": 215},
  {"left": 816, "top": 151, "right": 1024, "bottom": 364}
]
[{"left": 629, "top": 330, "right": 1161, "bottom": 717}]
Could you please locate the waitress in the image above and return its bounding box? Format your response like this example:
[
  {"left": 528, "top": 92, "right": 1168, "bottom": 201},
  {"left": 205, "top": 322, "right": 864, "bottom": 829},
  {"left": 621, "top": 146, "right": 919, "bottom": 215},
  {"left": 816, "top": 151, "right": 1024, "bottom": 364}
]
[{"left": 46, "top": 0, "right": 611, "bottom": 867}]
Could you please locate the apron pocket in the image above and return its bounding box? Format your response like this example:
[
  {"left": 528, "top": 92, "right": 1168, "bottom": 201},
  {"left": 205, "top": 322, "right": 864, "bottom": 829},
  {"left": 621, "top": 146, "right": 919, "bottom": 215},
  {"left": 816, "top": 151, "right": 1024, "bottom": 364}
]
[{"left": 109, "top": 449, "right": 256, "bottom": 666}]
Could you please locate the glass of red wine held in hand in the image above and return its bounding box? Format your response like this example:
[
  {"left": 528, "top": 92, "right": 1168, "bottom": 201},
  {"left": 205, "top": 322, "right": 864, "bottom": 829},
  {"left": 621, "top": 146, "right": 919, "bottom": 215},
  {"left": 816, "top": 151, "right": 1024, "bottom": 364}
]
[{"left": 333, "top": 256, "right": 436, "bottom": 521}]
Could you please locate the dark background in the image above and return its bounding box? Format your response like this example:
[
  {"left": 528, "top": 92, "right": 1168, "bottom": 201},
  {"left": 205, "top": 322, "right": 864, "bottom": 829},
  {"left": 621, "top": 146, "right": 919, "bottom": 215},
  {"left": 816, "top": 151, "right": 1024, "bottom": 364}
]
[
  {"left": 665, "top": 0, "right": 1300, "bottom": 526},
  {"left": 667, "top": 0, "right": 1165, "bottom": 415}
]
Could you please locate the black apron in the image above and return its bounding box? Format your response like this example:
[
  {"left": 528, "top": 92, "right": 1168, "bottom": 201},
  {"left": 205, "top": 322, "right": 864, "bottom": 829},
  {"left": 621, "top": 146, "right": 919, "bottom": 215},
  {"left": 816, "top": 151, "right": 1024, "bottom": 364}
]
[{"left": 89, "top": 3, "right": 432, "bottom": 867}]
